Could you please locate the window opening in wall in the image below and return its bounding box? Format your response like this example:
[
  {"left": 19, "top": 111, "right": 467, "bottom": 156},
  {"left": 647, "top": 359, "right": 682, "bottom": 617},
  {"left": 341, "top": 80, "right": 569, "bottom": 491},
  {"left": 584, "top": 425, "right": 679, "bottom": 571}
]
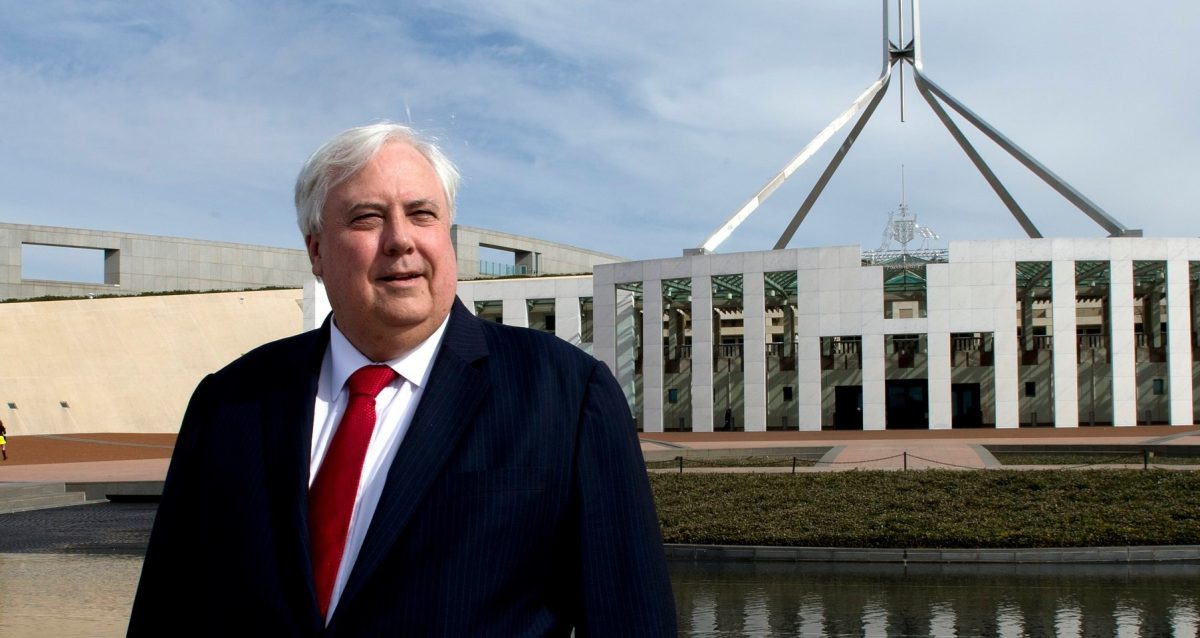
[
  {"left": 1016, "top": 261, "right": 1054, "bottom": 426},
  {"left": 526, "top": 298, "right": 555, "bottom": 333},
  {"left": 882, "top": 262, "right": 928, "bottom": 319},
  {"left": 21, "top": 244, "right": 112, "bottom": 284},
  {"left": 821, "top": 336, "right": 863, "bottom": 370},
  {"left": 1134, "top": 261, "right": 1168, "bottom": 425},
  {"left": 1191, "top": 262, "right": 1200, "bottom": 424},
  {"left": 474, "top": 299, "right": 503, "bottom": 324},
  {"left": 951, "top": 332, "right": 995, "bottom": 428},
  {"left": 1075, "top": 261, "right": 1112, "bottom": 426},
  {"left": 711, "top": 274, "right": 744, "bottom": 432},
  {"left": 579, "top": 297, "right": 594, "bottom": 343},
  {"left": 889, "top": 334, "right": 922, "bottom": 369},
  {"left": 661, "top": 278, "right": 692, "bottom": 432},
  {"left": 821, "top": 336, "right": 864, "bottom": 430},
  {"left": 884, "top": 333, "right": 928, "bottom": 429},
  {"left": 951, "top": 332, "right": 993, "bottom": 368},
  {"left": 765, "top": 271, "right": 798, "bottom": 431},
  {"left": 478, "top": 245, "right": 540, "bottom": 277}
]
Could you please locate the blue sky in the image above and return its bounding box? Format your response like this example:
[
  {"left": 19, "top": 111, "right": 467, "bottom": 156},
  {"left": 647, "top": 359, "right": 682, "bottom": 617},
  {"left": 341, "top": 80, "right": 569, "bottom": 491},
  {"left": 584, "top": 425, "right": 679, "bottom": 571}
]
[{"left": 3, "top": 0, "right": 1198, "bottom": 274}]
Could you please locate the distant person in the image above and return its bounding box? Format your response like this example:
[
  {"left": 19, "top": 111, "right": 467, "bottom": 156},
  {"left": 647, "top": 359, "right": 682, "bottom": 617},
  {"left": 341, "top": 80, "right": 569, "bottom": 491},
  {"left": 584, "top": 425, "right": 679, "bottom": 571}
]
[
  {"left": 129, "top": 122, "right": 676, "bottom": 635},
  {"left": 0, "top": 417, "right": 6, "bottom": 460}
]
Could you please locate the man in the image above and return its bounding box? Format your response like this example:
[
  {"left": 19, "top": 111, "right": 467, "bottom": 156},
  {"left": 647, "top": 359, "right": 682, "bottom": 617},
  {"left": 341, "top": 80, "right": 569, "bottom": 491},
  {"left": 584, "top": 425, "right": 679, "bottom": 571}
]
[{"left": 129, "top": 123, "right": 677, "bottom": 635}]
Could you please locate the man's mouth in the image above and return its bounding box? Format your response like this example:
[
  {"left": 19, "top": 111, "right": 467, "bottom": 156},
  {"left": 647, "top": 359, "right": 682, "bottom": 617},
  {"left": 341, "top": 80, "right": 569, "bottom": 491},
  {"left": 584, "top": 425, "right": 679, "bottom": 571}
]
[{"left": 380, "top": 272, "right": 423, "bottom": 283}]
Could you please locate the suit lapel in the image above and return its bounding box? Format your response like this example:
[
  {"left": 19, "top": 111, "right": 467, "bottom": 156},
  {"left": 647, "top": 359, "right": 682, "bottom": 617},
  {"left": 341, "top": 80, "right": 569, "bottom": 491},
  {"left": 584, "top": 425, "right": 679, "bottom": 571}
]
[
  {"left": 338, "top": 299, "right": 490, "bottom": 611},
  {"left": 258, "top": 318, "right": 329, "bottom": 626}
]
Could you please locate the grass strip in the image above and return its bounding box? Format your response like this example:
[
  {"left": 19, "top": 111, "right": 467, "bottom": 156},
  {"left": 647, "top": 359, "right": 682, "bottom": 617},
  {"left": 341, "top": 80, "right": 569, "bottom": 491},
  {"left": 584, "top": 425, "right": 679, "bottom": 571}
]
[
  {"left": 650, "top": 470, "right": 1200, "bottom": 548},
  {"left": 992, "top": 452, "right": 1200, "bottom": 466}
]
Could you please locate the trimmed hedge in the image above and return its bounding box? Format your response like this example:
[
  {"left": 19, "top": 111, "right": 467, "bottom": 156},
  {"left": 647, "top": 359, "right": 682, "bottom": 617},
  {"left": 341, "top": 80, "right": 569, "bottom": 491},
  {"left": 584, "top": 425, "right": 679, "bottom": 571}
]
[
  {"left": 650, "top": 470, "right": 1200, "bottom": 548},
  {"left": 992, "top": 452, "right": 1200, "bottom": 467}
]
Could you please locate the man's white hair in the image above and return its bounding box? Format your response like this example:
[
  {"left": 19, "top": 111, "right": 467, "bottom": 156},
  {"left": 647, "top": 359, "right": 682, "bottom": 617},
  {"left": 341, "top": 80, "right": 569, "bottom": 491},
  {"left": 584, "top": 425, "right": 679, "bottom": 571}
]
[{"left": 294, "top": 122, "right": 460, "bottom": 236}]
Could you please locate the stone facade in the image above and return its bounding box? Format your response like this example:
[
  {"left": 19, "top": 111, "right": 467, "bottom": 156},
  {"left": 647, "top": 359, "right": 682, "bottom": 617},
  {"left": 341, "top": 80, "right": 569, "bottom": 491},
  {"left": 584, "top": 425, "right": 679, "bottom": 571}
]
[
  {"left": 592, "top": 238, "right": 1200, "bottom": 431},
  {"left": 0, "top": 222, "right": 311, "bottom": 300}
]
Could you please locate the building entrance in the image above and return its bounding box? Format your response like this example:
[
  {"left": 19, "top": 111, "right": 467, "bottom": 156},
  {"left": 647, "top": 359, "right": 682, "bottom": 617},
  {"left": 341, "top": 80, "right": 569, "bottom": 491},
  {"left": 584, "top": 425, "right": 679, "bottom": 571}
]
[
  {"left": 952, "top": 383, "right": 983, "bottom": 428},
  {"left": 886, "top": 380, "right": 928, "bottom": 429},
  {"left": 833, "top": 385, "right": 863, "bottom": 430}
]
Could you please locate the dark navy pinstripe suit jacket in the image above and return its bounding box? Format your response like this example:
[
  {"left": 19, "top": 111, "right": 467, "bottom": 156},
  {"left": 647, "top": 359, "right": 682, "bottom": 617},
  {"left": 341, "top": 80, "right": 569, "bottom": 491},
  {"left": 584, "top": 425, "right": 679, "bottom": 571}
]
[{"left": 128, "top": 298, "right": 676, "bottom": 636}]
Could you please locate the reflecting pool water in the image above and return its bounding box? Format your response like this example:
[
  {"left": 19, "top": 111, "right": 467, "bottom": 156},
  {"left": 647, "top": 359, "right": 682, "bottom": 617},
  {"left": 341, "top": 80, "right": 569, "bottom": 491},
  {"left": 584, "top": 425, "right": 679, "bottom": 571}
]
[
  {"left": 670, "top": 561, "right": 1200, "bottom": 637},
  {"left": 0, "top": 553, "right": 142, "bottom": 638},
  {"left": 1, "top": 553, "right": 1197, "bottom": 637}
]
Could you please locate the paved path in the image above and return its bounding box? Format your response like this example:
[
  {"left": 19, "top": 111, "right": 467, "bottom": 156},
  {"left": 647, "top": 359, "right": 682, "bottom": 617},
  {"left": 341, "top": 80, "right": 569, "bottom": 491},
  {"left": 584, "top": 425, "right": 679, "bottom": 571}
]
[
  {"left": 0, "top": 426, "right": 1195, "bottom": 483},
  {"left": 643, "top": 426, "right": 1200, "bottom": 471}
]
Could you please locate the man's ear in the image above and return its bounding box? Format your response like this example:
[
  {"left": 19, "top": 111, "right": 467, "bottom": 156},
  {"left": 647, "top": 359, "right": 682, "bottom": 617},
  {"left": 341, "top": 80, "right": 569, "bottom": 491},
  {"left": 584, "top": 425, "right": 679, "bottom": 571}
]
[{"left": 305, "top": 234, "right": 323, "bottom": 278}]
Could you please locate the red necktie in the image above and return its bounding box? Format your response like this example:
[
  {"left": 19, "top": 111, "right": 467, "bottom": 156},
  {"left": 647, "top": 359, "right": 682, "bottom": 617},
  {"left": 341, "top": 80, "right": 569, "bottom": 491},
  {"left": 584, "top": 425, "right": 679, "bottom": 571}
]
[{"left": 309, "top": 364, "right": 398, "bottom": 618}]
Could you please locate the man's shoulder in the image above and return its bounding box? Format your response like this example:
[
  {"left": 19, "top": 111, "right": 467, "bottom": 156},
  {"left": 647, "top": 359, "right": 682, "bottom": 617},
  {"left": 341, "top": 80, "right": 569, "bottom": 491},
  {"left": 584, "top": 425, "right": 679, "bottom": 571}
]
[{"left": 209, "top": 327, "right": 326, "bottom": 382}]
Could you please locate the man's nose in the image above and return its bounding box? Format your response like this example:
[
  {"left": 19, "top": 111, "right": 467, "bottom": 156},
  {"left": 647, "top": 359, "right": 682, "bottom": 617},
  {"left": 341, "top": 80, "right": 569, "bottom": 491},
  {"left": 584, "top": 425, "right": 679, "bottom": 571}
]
[{"left": 381, "top": 219, "right": 415, "bottom": 254}]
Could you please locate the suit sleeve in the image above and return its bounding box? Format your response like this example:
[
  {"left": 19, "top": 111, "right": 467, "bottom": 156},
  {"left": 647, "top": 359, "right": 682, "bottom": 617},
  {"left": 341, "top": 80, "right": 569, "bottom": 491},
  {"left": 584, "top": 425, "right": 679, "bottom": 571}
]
[
  {"left": 126, "top": 374, "right": 216, "bottom": 636},
  {"left": 571, "top": 361, "right": 677, "bottom": 636}
]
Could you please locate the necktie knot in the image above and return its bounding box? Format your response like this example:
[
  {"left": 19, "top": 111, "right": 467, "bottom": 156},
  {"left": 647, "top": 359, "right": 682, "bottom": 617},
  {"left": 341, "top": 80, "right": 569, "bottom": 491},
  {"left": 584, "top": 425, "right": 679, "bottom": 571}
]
[{"left": 346, "top": 365, "right": 397, "bottom": 398}]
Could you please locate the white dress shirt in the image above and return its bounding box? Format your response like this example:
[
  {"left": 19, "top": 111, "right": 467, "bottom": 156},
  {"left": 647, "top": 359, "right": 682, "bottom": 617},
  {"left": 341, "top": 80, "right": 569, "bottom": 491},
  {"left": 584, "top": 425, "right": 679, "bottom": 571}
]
[{"left": 309, "top": 315, "right": 448, "bottom": 622}]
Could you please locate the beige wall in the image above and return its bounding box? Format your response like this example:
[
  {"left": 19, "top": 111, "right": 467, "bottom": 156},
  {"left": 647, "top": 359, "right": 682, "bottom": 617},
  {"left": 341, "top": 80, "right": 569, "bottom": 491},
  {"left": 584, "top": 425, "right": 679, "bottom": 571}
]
[{"left": 0, "top": 289, "right": 303, "bottom": 435}]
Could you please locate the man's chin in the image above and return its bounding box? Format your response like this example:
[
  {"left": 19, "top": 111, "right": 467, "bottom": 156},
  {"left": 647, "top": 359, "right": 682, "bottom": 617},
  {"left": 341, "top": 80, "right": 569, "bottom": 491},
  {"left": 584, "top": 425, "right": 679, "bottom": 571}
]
[{"left": 374, "top": 301, "right": 443, "bottom": 327}]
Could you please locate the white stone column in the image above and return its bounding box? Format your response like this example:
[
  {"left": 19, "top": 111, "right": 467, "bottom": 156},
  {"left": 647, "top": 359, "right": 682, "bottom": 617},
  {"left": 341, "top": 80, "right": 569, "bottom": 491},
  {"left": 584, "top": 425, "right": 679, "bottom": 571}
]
[
  {"left": 859, "top": 263, "right": 886, "bottom": 430},
  {"left": 0, "top": 226, "right": 20, "bottom": 300},
  {"left": 993, "top": 329, "right": 1020, "bottom": 428},
  {"left": 691, "top": 275, "right": 714, "bottom": 432},
  {"left": 992, "top": 261, "right": 1020, "bottom": 428},
  {"left": 303, "top": 277, "right": 330, "bottom": 331},
  {"left": 502, "top": 297, "right": 528, "bottom": 328},
  {"left": 455, "top": 283, "right": 476, "bottom": 313},
  {"left": 642, "top": 280, "right": 664, "bottom": 433},
  {"left": 1051, "top": 259, "right": 1080, "bottom": 427},
  {"left": 743, "top": 272, "right": 768, "bottom": 432},
  {"left": 925, "top": 265, "right": 952, "bottom": 430},
  {"left": 1166, "top": 258, "right": 1194, "bottom": 425},
  {"left": 795, "top": 330, "right": 822, "bottom": 431},
  {"left": 861, "top": 333, "right": 886, "bottom": 430},
  {"left": 592, "top": 281, "right": 617, "bottom": 374},
  {"left": 1109, "top": 259, "right": 1136, "bottom": 426},
  {"left": 553, "top": 295, "right": 582, "bottom": 346},
  {"left": 794, "top": 260, "right": 823, "bottom": 430},
  {"left": 614, "top": 288, "right": 638, "bottom": 408},
  {"left": 926, "top": 334, "right": 952, "bottom": 429}
]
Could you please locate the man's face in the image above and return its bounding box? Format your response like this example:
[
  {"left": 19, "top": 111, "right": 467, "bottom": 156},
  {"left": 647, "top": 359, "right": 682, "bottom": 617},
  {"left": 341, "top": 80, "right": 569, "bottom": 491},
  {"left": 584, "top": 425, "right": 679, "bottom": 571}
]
[{"left": 306, "top": 142, "right": 457, "bottom": 359}]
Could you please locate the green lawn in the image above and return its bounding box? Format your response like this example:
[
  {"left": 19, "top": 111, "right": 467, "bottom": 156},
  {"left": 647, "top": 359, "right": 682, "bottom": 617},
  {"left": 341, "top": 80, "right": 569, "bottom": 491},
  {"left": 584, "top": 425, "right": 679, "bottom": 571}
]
[
  {"left": 990, "top": 451, "right": 1200, "bottom": 467},
  {"left": 650, "top": 470, "right": 1200, "bottom": 548}
]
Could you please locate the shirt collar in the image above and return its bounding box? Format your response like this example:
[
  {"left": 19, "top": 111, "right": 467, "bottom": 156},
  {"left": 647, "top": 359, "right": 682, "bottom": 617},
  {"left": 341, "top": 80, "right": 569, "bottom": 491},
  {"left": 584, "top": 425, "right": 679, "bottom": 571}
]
[{"left": 329, "top": 314, "right": 450, "bottom": 394}]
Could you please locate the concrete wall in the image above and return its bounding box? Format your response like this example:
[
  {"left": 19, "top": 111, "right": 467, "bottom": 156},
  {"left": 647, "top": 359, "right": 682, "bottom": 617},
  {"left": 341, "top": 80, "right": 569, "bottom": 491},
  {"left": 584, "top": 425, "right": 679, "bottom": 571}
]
[
  {"left": 452, "top": 225, "right": 622, "bottom": 279},
  {"left": 0, "top": 289, "right": 304, "bottom": 435},
  {"left": 2, "top": 222, "right": 617, "bottom": 300},
  {"left": 0, "top": 222, "right": 310, "bottom": 301}
]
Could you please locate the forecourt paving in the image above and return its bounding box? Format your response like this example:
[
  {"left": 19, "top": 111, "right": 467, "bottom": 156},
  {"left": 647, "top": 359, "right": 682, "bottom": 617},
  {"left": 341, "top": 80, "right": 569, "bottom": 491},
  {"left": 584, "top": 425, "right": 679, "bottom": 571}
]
[
  {"left": 0, "top": 426, "right": 1197, "bottom": 482},
  {"left": 1, "top": 427, "right": 1198, "bottom": 564}
]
